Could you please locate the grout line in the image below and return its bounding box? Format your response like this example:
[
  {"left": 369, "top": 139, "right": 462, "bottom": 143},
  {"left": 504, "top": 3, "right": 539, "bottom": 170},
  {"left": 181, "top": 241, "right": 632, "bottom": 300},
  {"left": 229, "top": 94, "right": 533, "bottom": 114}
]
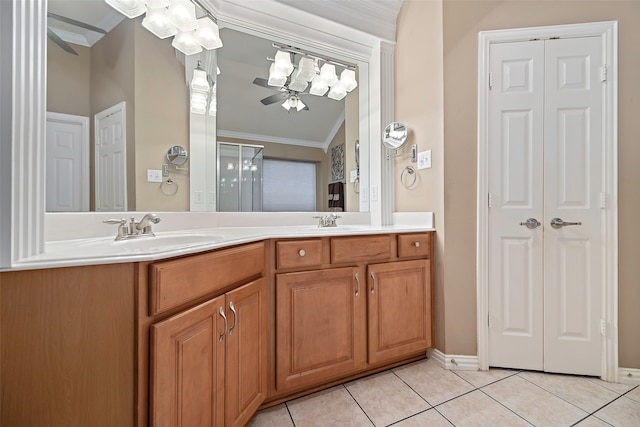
[
  {"left": 385, "top": 408, "right": 453, "bottom": 427},
  {"left": 452, "top": 368, "right": 521, "bottom": 389},
  {"left": 284, "top": 402, "right": 296, "bottom": 427},
  {"left": 478, "top": 388, "right": 536, "bottom": 426},
  {"left": 342, "top": 384, "right": 377, "bottom": 426},
  {"left": 390, "top": 368, "right": 435, "bottom": 407}
]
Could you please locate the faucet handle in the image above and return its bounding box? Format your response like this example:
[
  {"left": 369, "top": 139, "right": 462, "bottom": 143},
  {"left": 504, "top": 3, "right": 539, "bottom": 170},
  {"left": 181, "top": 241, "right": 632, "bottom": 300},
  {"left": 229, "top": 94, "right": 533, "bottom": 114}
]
[
  {"left": 103, "top": 218, "right": 126, "bottom": 225},
  {"left": 103, "top": 218, "right": 128, "bottom": 240}
]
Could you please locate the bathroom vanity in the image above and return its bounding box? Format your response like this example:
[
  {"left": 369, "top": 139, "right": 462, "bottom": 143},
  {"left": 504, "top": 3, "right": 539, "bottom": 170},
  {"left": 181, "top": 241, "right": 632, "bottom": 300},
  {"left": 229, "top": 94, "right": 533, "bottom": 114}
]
[{"left": 0, "top": 227, "right": 433, "bottom": 427}]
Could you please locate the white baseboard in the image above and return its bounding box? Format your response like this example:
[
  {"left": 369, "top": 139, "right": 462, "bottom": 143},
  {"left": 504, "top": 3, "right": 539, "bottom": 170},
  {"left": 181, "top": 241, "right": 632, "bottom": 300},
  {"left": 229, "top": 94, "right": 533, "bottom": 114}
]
[
  {"left": 428, "top": 349, "right": 480, "bottom": 371},
  {"left": 619, "top": 368, "right": 640, "bottom": 385}
]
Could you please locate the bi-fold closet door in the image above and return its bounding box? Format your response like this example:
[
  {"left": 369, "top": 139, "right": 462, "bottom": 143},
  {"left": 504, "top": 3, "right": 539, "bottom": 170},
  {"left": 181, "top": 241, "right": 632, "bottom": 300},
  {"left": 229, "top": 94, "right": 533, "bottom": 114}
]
[{"left": 488, "top": 36, "right": 604, "bottom": 376}]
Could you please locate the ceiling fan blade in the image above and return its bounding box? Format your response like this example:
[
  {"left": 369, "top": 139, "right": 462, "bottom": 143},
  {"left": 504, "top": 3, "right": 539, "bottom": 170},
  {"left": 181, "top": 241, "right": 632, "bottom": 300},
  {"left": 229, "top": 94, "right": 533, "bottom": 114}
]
[
  {"left": 47, "top": 28, "right": 78, "bottom": 56},
  {"left": 252, "top": 77, "right": 271, "bottom": 89},
  {"left": 47, "top": 12, "right": 107, "bottom": 34},
  {"left": 260, "top": 92, "right": 285, "bottom": 106}
]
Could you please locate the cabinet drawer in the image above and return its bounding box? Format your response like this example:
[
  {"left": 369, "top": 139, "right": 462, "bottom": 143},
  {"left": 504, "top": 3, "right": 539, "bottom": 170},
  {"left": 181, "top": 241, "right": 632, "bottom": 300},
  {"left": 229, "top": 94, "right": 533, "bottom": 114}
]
[
  {"left": 397, "top": 233, "right": 431, "bottom": 258},
  {"left": 149, "top": 242, "right": 264, "bottom": 316},
  {"left": 330, "top": 235, "right": 391, "bottom": 264},
  {"left": 276, "top": 239, "right": 323, "bottom": 270}
]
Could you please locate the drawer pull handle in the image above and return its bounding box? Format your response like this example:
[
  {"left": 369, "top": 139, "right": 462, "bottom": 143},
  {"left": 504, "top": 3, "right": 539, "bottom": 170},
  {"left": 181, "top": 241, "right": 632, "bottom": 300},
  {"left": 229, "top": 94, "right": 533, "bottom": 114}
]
[
  {"left": 354, "top": 273, "right": 360, "bottom": 296},
  {"left": 229, "top": 301, "right": 237, "bottom": 336},
  {"left": 219, "top": 307, "right": 227, "bottom": 342},
  {"left": 370, "top": 271, "right": 376, "bottom": 294},
  {"left": 414, "top": 241, "right": 421, "bottom": 248},
  {"left": 298, "top": 249, "right": 306, "bottom": 257}
]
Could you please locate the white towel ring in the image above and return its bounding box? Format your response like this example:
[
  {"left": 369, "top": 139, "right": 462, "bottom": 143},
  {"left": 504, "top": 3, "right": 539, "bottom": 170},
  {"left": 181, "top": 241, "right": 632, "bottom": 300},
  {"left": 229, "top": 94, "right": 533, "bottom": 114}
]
[
  {"left": 160, "top": 178, "right": 178, "bottom": 196},
  {"left": 400, "top": 166, "right": 417, "bottom": 188}
]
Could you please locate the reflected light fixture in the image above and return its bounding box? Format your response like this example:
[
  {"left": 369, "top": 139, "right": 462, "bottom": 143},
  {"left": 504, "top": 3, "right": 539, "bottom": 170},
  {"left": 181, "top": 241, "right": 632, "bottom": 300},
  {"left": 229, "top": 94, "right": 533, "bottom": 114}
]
[
  {"left": 172, "top": 29, "right": 202, "bottom": 55},
  {"left": 190, "top": 61, "right": 210, "bottom": 92},
  {"left": 142, "top": 6, "right": 177, "bottom": 38},
  {"left": 105, "top": 0, "right": 146, "bottom": 18},
  {"left": 166, "top": 0, "right": 198, "bottom": 32},
  {"left": 281, "top": 95, "right": 305, "bottom": 112},
  {"left": 193, "top": 17, "right": 222, "bottom": 50}
]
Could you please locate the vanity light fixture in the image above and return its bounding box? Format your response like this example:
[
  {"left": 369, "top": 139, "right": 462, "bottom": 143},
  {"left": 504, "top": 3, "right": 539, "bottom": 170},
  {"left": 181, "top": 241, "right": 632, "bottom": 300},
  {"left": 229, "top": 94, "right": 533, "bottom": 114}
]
[
  {"left": 327, "top": 82, "right": 347, "bottom": 101},
  {"left": 340, "top": 69, "right": 358, "bottom": 91},
  {"left": 190, "top": 62, "right": 210, "bottom": 92},
  {"left": 208, "top": 85, "right": 217, "bottom": 116},
  {"left": 105, "top": 0, "right": 223, "bottom": 56}
]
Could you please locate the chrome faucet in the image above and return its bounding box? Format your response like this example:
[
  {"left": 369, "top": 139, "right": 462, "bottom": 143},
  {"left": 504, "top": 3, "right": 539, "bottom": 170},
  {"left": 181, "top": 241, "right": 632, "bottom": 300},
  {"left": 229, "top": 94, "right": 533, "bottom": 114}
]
[
  {"left": 313, "top": 212, "right": 341, "bottom": 228},
  {"left": 103, "top": 213, "right": 161, "bottom": 241}
]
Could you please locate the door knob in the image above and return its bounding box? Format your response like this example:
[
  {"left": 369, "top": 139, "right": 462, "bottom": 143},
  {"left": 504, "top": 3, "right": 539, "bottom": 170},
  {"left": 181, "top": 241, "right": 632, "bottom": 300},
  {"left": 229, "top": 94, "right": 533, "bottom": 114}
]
[
  {"left": 550, "top": 217, "right": 582, "bottom": 229},
  {"left": 520, "top": 218, "right": 541, "bottom": 229}
]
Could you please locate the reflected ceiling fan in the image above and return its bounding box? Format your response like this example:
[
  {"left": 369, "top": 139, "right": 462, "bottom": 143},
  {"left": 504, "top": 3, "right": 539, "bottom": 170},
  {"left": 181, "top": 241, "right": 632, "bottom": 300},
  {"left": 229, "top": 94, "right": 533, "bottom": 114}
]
[
  {"left": 252, "top": 77, "right": 310, "bottom": 112},
  {"left": 47, "top": 12, "right": 107, "bottom": 56}
]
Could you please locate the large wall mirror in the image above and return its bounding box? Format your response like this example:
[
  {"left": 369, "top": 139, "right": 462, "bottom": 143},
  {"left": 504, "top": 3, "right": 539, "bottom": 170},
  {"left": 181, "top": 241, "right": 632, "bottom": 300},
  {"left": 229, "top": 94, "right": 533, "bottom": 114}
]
[{"left": 45, "top": 0, "right": 369, "bottom": 213}]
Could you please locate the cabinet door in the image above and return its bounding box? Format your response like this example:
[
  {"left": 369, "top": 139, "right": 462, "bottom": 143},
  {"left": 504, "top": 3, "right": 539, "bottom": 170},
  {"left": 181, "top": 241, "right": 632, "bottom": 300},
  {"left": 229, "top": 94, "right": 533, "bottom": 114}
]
[
  {"left": 367, "top": 260, "right": 432, "bottom": 364},
  {"left": 225, "top": 278, "right": 268, "bottom": 427},
  {"left": 151, "top": 296, "right": 226, "bottom": 427},
  {"left": 276, "top": 267, "right": 365, "bottom": 392}
]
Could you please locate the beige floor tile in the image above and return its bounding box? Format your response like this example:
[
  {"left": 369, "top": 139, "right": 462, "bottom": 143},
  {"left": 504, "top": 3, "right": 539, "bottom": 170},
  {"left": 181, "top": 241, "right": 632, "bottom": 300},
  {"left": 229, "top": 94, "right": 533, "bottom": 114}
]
[
  {"left": 438, "top": 390, "right": 530, "bottom": 426},
  {"left": 247, "top": 404, "right": 294, "bottom": 427},
  {"left": 594, "top": 396, "right": 640, "bottom": 427},
  {"left": 393, "top": 409, "right": 453, "bottom": 427},
  {"left": 454, "top": 368, "right": 518, "bottom": 388},
  {"left": 626, "top": 386, "right": 640, "bottom": 403},
  {"left": 519, "top": 371, "right": 619, "bottom": 412},
  {"left": 587, "top": 377, "right": 636, "bottom": 394},
  {"left": 393, "top": 358, "right": 475, "bottom": 405},
  {"left": 573, "top": 415, "right": 614, "bottom": 426},
  {"left": 345, "top": 371, "right": 430, "bottom": 426},
  {"left": 483, "top": 375, "right": 588, "bottom": 427},
  {"left": 287, "top": 385, "right": 374, "bottom": 427}
]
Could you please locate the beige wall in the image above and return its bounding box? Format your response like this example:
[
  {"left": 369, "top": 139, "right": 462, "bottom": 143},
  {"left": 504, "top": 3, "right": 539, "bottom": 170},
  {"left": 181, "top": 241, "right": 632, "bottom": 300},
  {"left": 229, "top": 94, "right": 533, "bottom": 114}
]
[
  {"left": 47, "top": 40, "right": 91, "bottom": 116},
  {"left": 397, "top": 0, "right": 640, "bottom": 368},
  {"left": 345, "top": 86, "right": 360, "bottom": 212}
]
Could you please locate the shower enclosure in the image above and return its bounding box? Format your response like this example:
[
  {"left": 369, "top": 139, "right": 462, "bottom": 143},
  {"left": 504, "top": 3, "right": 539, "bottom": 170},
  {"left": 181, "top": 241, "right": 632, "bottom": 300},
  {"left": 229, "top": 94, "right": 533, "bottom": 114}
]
[{"left": 217, "top": 142, "right": 264, "bottom": 212}]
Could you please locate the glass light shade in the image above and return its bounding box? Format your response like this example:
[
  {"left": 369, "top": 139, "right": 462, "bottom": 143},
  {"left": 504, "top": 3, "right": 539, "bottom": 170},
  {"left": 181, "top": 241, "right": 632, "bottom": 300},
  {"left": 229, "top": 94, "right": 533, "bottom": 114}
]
[
  {"left": 105, "top": 0, "right": 146, "bottom": 19},
  {"left": 217, "top": 66, "right": 221, "bottom": 75},
  {"left": 144, "top": 0, "right": 170, "bottom": 7},
  {"left": 268, "top": 63, "right": 287, "bottom": 87},
  {"left": 193, "top": 17, "right": 223, "bottom": 50},
  {"left": 296, "top": 98, "right": 306, "bottom": 112},
  {"left": 319, "top": 63, "right": 338, "bottom": 87},
  {"left": 166, "top": 0, "right": 198, "bottom": 32},
  {"left": 297, "top": 57, "right": 316, "bottom": 81},
  {"left": 190, "top": 91, "right": 207, "bottom": 114},
  {"left": 172, "top": 30, "right": 202, "bottom": 55},
  {"left": 142, "top": 7, "right": 177, "bottom": 39},
  {"left": 190, "top": 68, "right": 210, "bottom": 92},
  {"left": 309, "top": 76, "right": 328, "bottom": 96},
  {"left": 274, "top": 50, "right": 294, "bottom": 76},
  {"left": 327, "top": 82, "right": 347, "bottom": 101},
  {"left": 340, "top": 69, "right": 358, "bottom": 92},
  {"left": 208, "top": 86, "right": 217, "bottom": 116},
  {"left": 281, "top": 99, "right": 291, "bottom": 111},
  {"left": 288, "top": 71, "right": 308, "bottom": 92}
]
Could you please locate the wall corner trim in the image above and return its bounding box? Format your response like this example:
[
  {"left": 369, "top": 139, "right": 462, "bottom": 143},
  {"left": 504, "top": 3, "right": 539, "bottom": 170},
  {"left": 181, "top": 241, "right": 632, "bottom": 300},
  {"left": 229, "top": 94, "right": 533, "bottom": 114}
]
[{"left": 428, "top": 348, "right": 480, "bottom": 371}]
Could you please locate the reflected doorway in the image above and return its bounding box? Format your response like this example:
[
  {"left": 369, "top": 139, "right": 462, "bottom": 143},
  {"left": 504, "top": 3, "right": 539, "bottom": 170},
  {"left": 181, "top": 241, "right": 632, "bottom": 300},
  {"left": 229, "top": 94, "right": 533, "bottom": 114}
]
[{"left": 217, "top": 142, "right": 264, "bottom": 212}]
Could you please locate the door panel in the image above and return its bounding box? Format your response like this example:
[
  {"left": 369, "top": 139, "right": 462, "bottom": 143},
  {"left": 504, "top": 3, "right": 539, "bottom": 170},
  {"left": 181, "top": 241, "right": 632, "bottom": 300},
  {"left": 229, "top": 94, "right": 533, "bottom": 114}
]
[
  {"left": 488, "top": 40, "right": 544, "bottom": 370},
  {"left": 543, "top": 37, "right": 603, "bottom": 375},
  {"left": 95, "top": 102, "right": 126, "bottom": 211}
]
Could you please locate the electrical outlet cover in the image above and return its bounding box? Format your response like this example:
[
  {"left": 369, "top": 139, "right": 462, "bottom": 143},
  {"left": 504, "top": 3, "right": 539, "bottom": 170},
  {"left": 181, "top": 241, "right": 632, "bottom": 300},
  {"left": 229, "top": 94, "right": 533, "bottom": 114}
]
[{"left": 418, "top": 150, "right": 432, "bottom": 170}]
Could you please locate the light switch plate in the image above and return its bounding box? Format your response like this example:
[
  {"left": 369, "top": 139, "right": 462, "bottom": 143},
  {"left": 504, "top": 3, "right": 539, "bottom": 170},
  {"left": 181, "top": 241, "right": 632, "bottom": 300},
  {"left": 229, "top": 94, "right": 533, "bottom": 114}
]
[
  {"left": 350, "top": 170, "right": 358, "bottom": 183},
  {"left": 418, "top": 150, "right": 432, "bottom": 170},
  {"left": 147, "top": 169, "right": 162, "bottom": 183}
]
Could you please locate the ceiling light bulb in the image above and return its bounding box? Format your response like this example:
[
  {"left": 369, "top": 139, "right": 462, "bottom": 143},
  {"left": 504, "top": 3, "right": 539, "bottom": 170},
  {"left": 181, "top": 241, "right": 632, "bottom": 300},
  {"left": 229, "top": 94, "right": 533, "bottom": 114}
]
[
  {"left": 105, "top": 0, "right": 147, "bottom": 19},
  {"left": 319, "top": 63, "right": 339, "bottom": 87},
  {"left": 190, "top": 68, "right": 210, "bottom": 92},
  {"left": 340, "top": 69, "right": 358, "bottom": 92},
  {"left": 172, "top": 30, "right": 202, "bottom": 55},
  {"left": 274, "top": 50, "right": 294, "bottom": 76},
  {"left": 142, "top": 6, "right": 177, "bottom": 39},
  {"left": 166, "top": 0, "right": 198, "bottom": 32},
  {"left": 287, "top": 96, "right": 299, "bottom": 109},
  {"left": 193, "top": 17, "right": 223, "bottom": 50}
]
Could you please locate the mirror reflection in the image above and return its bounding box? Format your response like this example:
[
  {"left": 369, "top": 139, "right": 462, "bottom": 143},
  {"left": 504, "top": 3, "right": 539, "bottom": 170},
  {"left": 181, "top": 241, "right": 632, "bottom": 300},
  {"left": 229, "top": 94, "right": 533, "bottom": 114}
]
[{"left": 45, "top": 0, "right": 366, "bottom": 213}]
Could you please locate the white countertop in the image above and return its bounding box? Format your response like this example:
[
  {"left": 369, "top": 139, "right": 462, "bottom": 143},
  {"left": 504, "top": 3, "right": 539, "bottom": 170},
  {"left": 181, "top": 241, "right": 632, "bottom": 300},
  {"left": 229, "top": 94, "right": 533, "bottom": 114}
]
[{"left": 10, "top": 223, "right": 435, "bottom": 271}]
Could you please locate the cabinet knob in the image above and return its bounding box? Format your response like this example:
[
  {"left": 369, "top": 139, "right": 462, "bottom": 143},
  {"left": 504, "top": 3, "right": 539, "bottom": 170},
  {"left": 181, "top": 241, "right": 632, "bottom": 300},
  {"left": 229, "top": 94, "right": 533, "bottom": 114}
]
[
  {"left": 414, "top": 241, "right": 421, "bottom": 248},
  {"left": 298, "top": 249, "right": 306, "bottom": 257}
]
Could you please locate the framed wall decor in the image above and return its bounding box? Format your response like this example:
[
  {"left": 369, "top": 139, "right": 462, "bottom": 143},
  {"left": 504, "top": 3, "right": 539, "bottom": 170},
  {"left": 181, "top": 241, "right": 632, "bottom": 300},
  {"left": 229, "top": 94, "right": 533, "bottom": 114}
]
[{"left": 331, "top": 143, "right": 345, "bottom": 181}]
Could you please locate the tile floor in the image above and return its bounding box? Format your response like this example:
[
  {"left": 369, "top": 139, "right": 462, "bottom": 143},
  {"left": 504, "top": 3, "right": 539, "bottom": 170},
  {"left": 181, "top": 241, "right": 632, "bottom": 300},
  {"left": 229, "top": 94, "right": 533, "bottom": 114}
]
[{"left": 248, "top": 358, "right": 640, "bottom": 427}]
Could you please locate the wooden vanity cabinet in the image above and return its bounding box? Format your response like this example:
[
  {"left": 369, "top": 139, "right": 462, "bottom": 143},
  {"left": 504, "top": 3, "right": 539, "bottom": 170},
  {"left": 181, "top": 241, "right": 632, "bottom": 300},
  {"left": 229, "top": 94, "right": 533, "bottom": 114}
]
[
  {"left": 146, "top": 243, "right": 267, "bottom": 427},
  {"left": 270, "top": 232, "right": 433, "bottom": 400}
]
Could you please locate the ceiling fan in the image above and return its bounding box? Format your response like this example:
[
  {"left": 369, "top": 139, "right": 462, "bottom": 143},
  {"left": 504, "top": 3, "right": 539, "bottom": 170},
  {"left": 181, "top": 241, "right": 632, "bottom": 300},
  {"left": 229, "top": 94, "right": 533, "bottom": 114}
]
[
  {"left": 47, "top": 12, "right": 107, "bottom": 56},
  {"left": 252, "top": 77, "right": 310, "bottom": 112}
]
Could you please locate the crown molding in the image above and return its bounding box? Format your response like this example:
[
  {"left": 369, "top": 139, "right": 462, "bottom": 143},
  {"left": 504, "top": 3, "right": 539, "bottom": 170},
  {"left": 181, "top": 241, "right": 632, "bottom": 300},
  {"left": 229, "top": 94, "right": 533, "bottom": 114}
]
[{"left": 217, "top": 129, "right": 325, "bottom": 150}]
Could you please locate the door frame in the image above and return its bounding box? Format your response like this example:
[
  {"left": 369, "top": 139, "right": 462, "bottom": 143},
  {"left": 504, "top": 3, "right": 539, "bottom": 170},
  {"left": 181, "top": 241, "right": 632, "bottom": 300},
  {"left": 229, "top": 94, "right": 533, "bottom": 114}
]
[
  {"left": 476, "top": 21, "right": 618, "bottom": 381},
  {"left": 46, "top": 112, "right": 90, "bottom": 211},
  {"left": 94, "top": 101, "right": 127, "bottom": 211}
]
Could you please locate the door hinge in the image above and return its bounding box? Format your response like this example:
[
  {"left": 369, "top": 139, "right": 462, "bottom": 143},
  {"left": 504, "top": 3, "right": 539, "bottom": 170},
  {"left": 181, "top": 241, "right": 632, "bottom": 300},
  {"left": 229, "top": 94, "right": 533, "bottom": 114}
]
[
  {"left": 488, "top": 313, "right": 492, "bottom": 328},
  {"left": 600, "top": 192, "right": 607, "bottom": 209},
  {"left": 600, "top": 65, "right": 607, "bottom": 82},
  {"left": 488, "top": 192, "right": 493, "bottom": 208},
  {"left": 600, "top": 319, "right": 607, "bottom": 336},
  {"left": 489, "top": 71, "right": 493, "bottom": 90}
]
